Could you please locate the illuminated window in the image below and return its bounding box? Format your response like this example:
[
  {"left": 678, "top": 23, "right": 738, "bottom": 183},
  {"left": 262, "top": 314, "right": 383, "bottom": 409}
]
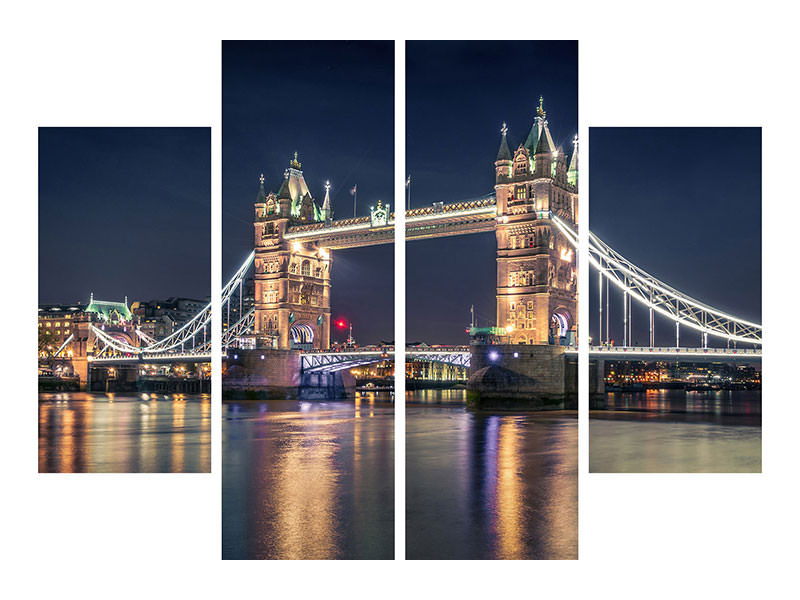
[
  {"left": 301, "top": 260, "right": 311, "bottom": 277},
  {"left": 290, "top": 263, "right": 297, "bottom": 275}
]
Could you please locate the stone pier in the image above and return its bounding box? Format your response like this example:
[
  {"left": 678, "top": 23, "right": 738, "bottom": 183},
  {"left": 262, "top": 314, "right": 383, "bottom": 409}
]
[
  {"left": 222, "top": 349, "right": 353, "bottom": 400},
  {"left": 467, "top": 344, "right": 577, "bottom": 410},
  {"left": 589, "top": 357, "right": 606, "bottom": 408}
]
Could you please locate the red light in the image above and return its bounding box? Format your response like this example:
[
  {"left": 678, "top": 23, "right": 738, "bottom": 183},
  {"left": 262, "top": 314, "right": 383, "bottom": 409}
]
[{"left": 336, "top": 320, "right": 347, "bottom": 329}]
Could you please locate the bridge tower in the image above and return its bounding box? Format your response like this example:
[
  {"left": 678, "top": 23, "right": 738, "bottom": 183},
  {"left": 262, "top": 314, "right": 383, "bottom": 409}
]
[
  {"left": 253, "top": 153, "right": 332, "bottom": 350},
  {"left": 494, "top": 98, "right": 578, "bottom": 345}
]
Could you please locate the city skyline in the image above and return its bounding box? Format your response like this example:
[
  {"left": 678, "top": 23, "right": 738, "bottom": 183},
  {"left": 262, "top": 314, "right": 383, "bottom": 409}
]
[{"left": 38, "top": 127, "right": 211, "bottom": 304}]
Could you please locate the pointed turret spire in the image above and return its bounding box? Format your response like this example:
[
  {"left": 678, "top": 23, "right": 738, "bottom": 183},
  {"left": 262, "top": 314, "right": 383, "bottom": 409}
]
[
  {"left": 535, "top": 124, "right": 552, "bottom": 155},
  {"left": 322, "top": 180, "right": 331, "bottom": 210},
  {"left": 525, "top": 95, "right": 556, "bottom": 156},
  {"left": 568, "top": 135, "right": 579, "bottom": 187},
  {"left": 321, "top": 180, "right": 332, "bottom": 220},
  {"left": 256, "top": 173, "right": 266, "bottom": 203},
  {"left": 496, "top": 122, "right": 512, "bottom": 162},
  {"left": 289, "top": 151, "right": 302, "bottom": 169}
]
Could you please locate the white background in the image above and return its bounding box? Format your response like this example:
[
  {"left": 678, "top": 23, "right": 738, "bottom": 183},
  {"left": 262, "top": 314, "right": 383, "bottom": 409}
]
[{"left": 2, "top": 1, "right": 797, "bottom": 598}]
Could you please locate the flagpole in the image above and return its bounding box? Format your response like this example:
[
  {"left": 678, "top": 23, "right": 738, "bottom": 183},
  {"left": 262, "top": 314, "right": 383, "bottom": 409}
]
[{"left": 353, "top": 186, "right": 357, "bottom": 217}]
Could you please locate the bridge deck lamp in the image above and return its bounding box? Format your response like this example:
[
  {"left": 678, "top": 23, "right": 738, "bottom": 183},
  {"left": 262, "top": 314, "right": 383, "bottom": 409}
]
[
  {"left": 291, "top": 241, "right": 303, "bottom": 253},
  {"left": 319, "top": 247, "right": 330, "bottom": 260}
]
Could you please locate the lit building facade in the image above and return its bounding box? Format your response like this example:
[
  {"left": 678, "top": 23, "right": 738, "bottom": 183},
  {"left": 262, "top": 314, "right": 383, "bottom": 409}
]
[
  {"left": 38, "top": 295, "right": 139, "bottom": 381},
  {"left": 494, "top": 98, "right": 578, "bottom": 345},
  {"left": 133, "top": 296, "right": 209, "bottom": 338},
  {"left": 253, "top": 154, "right": 332, "bottom": 350}
]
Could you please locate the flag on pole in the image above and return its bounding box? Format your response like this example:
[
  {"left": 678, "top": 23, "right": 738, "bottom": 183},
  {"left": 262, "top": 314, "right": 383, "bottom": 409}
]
[
  {"left": 350, "top": 184, "right": 357, "bottom": 195},
  {"left": 406, "top": 175, "right": 411, "bottom": 187}
]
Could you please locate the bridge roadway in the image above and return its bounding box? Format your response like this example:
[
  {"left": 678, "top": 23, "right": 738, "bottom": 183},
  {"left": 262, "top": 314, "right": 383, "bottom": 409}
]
[
  {"left": 589, "top": 346, "right": 761, "bottom": 362},
  {"left": 282, "top": 196, "right": 498, "bottom": 249},
  {"left": 300, "top": 346, "right": 477, "bottom": 373},
  {"left": 300, "top": 344, "right": 759, "bottom": 373},
  {"left": 89, "top": 344, "right": 759, "bottom": 370},
  {"left": 300, "top": 345, "right": 579, "bottom": 373},
  {"left": 89, "top": 351, "right": 211, "bottom": 365}
]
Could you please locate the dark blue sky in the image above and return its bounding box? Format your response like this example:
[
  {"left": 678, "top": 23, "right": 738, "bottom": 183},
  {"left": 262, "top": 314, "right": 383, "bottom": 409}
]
[
  {"left": 223, "top": 41, "right": 394, "bottom": 345},
  {"left": 589, "top": 127, "right": 762, "bottom": 347},
  {"left": 406, "top": 41, "right": 578, "bottom": 344},
  {"left": 38, "top": 127, "right": 210, "bottom": 304}
]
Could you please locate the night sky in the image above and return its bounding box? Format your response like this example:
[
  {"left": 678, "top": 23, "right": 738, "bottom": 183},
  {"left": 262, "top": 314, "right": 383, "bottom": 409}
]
[
  {"left": 406, "top": 41, "right": 578, "bottom": 345},
  {"left": 223, "top": 41, "right": 394, "bottom": 345},
  {"left": 38, "top": 127, "right": 210, "bottom": 304},
  {"left": 589, "top": 127, "right": 762, "bottom": 347}
]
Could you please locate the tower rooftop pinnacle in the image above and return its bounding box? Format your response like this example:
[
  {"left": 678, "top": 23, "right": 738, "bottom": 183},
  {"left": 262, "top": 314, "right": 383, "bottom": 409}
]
[
  {"left": 322, "top": 180, "right": 331, "bottom": 212},
  {"left": 289, "top": 151, "right": 302, "bottom": 169},
  {"left": 535, "top": 122, "right": 553, "bottom": 154},
  {"left": 536, "top": 96, "right": 546, "bottom": 119},
  {"left": 256, "top": 173, "right": 266, "bottom": 203},
  {"left": 524, "top": 96, "right": 554, "bottom": 155},
  {"left": 496, "top": 122, "right": 512, "bottom": 162},
  {"left": 568, "top": 135, "right": 579, "bottom": 172}
]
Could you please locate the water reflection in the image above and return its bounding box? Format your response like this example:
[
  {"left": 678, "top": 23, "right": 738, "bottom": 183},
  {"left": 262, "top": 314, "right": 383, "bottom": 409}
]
[
  {"left": 601, "top": 389, "right": 761, "bottom": 424},
  {"left": 222, "top": 394, "right": 394, "bottom": 560},
  {"left": 38, "top": 393, "right": 211, "bottom": 473},
  {"left": 590, "top": 390, "right": 761, "bottom": 473},
  {"left": 406, "top": 390, "right": 577, "bottom": 560}
]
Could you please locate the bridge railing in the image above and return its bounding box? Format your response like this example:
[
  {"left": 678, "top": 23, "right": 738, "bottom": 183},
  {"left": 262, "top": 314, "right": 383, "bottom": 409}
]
[
  {"left": 551, "top": 213, "right": 762, "bottom": 347},
  {"left": 590, "top": 346, "right": 761, "bottom": 355}
]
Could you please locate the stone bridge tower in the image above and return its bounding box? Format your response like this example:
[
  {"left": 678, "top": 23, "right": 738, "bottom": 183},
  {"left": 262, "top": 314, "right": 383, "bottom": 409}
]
[
  {"left": 494, "top": 98, "right": 578, "bottom": 345},
  {"left": 253, "top": 153, "right": 332, "bottom": 350}
]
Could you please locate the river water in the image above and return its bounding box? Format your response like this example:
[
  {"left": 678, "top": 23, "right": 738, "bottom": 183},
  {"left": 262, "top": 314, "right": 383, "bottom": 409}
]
[
  {"left": 590, "top": 389, "right": 761, "bottom": 473},
  {"left": 406, "top": 389, "right": 578, "bottom": 560},
  {"left": 38, "top": 392, "right": 210, "bottom": 473},
  {"left": 222, "top": 393, "right": 394, "bottom": 560}
]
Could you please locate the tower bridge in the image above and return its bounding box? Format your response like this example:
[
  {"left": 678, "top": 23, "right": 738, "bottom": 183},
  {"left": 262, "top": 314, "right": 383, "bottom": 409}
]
[
  {"left": 40, "top": 98, "right": 761, "bottom": 403},
  {"left": 247, "top": 97, "right": 578, "bottom": 355}
]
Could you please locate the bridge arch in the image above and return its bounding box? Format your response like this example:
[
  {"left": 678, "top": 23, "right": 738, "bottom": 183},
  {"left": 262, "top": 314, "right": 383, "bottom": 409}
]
[
  {"left": 290, "top": 323, "right": 315, "bottom": 349},
  {"left": 551, "top": 306, "right": 573, "bottom": 339}
]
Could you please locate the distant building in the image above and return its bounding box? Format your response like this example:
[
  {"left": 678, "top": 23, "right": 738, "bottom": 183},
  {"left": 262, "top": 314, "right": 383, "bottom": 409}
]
[
  {"left": 38, "top": 294, "right": 139, "bottom": 372},
  {"left": 132, "top": 296, "right": 208, "bottom": 338},
  {"left": 38, "top": 301, "right": 86, "bottom": 358}
]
